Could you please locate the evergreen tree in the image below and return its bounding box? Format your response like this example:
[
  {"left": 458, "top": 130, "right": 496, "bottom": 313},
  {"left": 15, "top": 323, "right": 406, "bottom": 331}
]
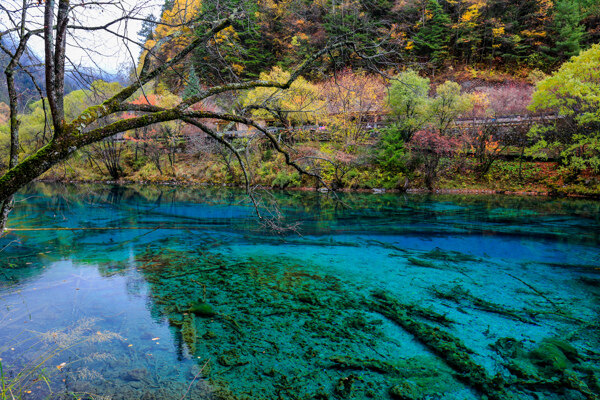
[
  {"left": 552, "top": 0, "right": 585, "bottom": 59},
  {"left": 413, "top": 0, "right": 451, "bottom": 65},
  {"left": 137, "top": 14, "right": 157, "bottom": 42},
  {"left": 191, "top": 0, "right": 275, "bottom": 82},
  {"left": 494, "top": 0, "right": 553, "bottom": 69},
  {"left": 161, "top": 0, "right": 174, "bottom": 13},
  {"left": 183, "top": 65, "right": 201, "bottom": 99}
]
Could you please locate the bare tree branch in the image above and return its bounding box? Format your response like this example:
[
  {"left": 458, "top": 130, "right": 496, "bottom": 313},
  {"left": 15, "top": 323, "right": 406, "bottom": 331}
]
[{"left": 0, "top": 3, "right": 351, "bottom": 228}]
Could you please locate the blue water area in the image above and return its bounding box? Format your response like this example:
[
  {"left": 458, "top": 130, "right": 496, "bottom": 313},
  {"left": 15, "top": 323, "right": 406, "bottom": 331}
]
[{"left": 0, "top": 183, "right": 599, "bottom": 400}]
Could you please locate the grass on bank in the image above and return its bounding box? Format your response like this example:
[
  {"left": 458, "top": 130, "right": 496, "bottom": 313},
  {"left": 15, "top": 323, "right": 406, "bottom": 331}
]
[{"left": 34, "top": 140, "right": 600, "bottom": 197}]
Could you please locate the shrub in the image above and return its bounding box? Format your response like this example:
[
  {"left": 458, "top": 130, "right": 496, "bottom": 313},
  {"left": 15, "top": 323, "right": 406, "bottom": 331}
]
[
  {"left": 272, "top": 170, "right": 301, "bottom": 189},
  {"left": 377, "top": 124, "right": 409, "bottom": 173}
]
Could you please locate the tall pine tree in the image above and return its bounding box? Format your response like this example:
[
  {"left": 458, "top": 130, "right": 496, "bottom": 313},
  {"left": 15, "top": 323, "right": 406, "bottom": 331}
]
[
  {"left": 552, "top": 0, "right": 585, "bottom": 59},
  {"left": 183, "top": 65, "right": 201, "bottom": 100},
  {"left": 413, "top": 0, "right": 451, "bottom": 66}
]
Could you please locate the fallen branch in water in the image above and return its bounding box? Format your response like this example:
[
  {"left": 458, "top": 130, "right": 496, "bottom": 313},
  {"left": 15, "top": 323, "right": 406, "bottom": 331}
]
[
  {"left": 180, "top": 359, "right": 209, "bottom": 400},
  {"left": 367, "top": 291, "right": 509, "bottom": 400},
  {"left": 505, "top": 272, "right": 560, "bottom": 311},
  {"left": 431, "top": 285, "right": 539, "bottom": 325},
  {"left": 6, "top": 226, "right": 189, "bottom": 231},
  {"left": 328, "top": 356, "right": 398, "bottom": 374}
]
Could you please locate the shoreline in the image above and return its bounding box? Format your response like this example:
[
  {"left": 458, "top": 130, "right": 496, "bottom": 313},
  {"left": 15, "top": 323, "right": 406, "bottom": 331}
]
[{"left": 35, "top": 178, "right": 600, "bottom": 199}]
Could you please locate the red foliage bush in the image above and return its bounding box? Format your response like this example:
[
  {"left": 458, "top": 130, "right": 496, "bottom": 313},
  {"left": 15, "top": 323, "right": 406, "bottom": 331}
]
[{"left": 410, "top": 129, "right": 461, "bottom": 155}]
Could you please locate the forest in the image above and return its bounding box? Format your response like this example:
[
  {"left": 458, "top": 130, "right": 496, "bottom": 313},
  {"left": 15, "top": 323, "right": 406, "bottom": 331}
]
[{"left": 0, "top": 0, "right": 599, "bottom": 200}]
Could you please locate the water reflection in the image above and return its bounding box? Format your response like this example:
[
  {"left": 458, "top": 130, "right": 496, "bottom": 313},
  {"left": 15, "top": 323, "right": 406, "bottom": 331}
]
[{"left": 0, "top": 183, "right": 599, "bottom": 399}]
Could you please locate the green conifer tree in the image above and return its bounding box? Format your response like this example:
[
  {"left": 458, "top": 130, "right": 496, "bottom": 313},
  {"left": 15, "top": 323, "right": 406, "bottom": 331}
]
[
  {"left": 137, "top": 14, "right": 157, "bottom": 42},
  {"left": 413, "top": 0, "right": 451, "bottom": 65},
  {"left": 183, "top": 65, "right": 201, "bottom": 100},
  {"left": 552, "top": 0, "right": 585, "bottom": 59}
]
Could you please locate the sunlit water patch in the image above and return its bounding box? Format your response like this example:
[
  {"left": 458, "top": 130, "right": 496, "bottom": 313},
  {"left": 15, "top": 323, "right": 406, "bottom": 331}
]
[{"left": 0, "top": 183, "right": 599, "bottom": 400}]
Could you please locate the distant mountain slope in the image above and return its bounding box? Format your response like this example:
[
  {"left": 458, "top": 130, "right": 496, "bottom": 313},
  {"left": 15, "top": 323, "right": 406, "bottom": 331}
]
[{"left": 0, "top": 37, "right": 125, "bottom": 111}]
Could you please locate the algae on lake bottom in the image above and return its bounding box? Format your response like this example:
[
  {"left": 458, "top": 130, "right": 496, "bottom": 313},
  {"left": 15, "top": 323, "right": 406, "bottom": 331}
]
[{"left": 0, "top": 185, "right": 599, "bottom": 400}]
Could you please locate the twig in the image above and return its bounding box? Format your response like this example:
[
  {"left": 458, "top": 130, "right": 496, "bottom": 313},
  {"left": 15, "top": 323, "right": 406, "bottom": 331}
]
[
  {"left": 0, "top": 239, "right": 19, "bottom": 253},
  {"left": 505, "top": 272, "right": 560, "bottom": 311},
  {"left": 180, "top": 360, "right": 209, "bottom": 400}
]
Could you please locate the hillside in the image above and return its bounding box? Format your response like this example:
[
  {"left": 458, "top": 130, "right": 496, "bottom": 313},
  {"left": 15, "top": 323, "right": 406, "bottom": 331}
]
[
  {"left": 0, "top": 0, "right": 598, "bottom": 197},
  {"left": 0, "top": 37, "right": 124, "bottom": 110},
  {"left": 140, "top": 0, "right": 600, "bottom": 88}
]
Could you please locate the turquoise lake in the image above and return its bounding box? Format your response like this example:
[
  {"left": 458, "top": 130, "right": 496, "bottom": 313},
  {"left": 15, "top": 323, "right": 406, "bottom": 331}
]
[{"left": 0, "top": 183, "right": 599, "bottom": 400}]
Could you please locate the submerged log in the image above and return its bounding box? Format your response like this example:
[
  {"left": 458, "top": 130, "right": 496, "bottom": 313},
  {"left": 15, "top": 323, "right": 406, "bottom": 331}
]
[
  {"left": 431, "top": 285, "right": 538, "bottom": 325},
  {"left": 367, "top": 292, "right": 511, "bottom": 400}
]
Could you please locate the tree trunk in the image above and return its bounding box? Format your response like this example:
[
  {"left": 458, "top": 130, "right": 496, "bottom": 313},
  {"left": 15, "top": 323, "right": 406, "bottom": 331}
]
[
  {"left": 1, "top": 33, "right": 26, "bottom": 231},
  {"left": 0, "top": 7, "right": 342, "bottom": 210},
  {"left": 518, "top": 145, "right": 525, "bottom": 181},
  {"left": 0, "top": 197, "right": 13, "bottom": 232}
]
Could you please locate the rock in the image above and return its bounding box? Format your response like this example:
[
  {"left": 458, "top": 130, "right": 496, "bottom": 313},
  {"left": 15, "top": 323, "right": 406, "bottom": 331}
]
[
  {"left": 491, "top": 337, "right": 526, "bottom": 359},
  {"left": 492, "top": 337, "right": 579, "bottom": 380},
  {"left": 529, "top": 339, "right": 578, "bottom": 376},
  {"left": 189, "top": 302, "right": 215, "bottom": 317},
  {"left": 122, "top": 368, "right": 149, "bottom": 382}
]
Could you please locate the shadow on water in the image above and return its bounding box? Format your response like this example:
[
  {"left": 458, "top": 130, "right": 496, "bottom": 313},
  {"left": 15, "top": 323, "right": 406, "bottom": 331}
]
[{"left": 0, "top": 183, "right": 599, "bottom": 399}]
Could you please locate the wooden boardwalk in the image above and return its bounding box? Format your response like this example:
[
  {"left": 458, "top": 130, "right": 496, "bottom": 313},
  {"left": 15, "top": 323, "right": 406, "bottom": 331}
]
[
  {"left": 220, "top": 113, "right": 558, "bottom": 139},
  {"left": 112, "top": 113, "right": 558, "bottom": 143}
]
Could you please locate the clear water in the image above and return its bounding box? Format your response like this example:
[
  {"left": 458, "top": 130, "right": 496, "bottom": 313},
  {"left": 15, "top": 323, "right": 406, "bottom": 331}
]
[{"left": 0, "top": 183, "right": 599, "bottom": 400}]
